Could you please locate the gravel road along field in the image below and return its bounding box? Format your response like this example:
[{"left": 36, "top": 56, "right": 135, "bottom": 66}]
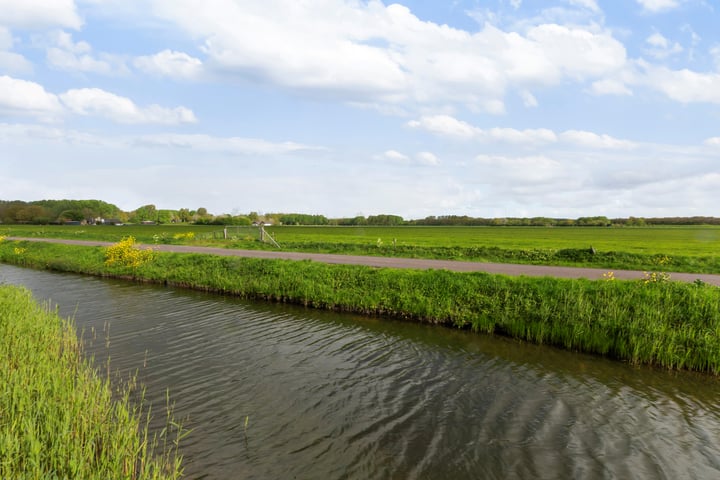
[{"left": 8, "top": 237, "right": 720, "bottom": 286}]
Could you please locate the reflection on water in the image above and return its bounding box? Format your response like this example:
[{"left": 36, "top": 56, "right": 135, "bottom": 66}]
[{"left": 2, "top": 264, "right": 720, "bottom": 479}]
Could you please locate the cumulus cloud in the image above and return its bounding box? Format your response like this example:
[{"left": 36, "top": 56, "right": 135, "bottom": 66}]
[
  {"left": 144, "top": 0, "right": 627, "bottom": 113},
  {"left": 133, "top": 49, "right": 203, "bottom": 79},
  {"left": 636, "top": 62, "right": 720, "bottom": 104},
  {"left": 0, "top": 75, "right": 63, "bottom": 119},
  {"left": 45, "top": 31, "right": 118, "bottom": 74},
  {"left": 0, "top": 0, "right": 82, "bottom": 29},
  {"left": 59, "top": 88, "right": 197, "bottom": 124}
]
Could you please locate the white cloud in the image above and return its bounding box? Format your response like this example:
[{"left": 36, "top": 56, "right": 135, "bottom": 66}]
[
  {"left": 0, "top": 27, "right": 13, "bottom": 50},
  {"left": 0, "top": 75, "right": 63, "bottom": 119},
  {"left": 590, "top": 78, "right": 633, "bottom": 95},
  {"left": 0, "top": 52, "right": 32, "bottom": 73},
  {"left": 644, "top": 32, "right": 683, "bottom": 59},
  {"left": 637, "top": 62, "right": 720, "bottom": 104},
  {"left": 567, "top": 0, "right": 601, "bottom": 13},
  {"left": 704, "top": 137, "right": 720, "bottom": 147},
  {"left": 143, "top": 0, "right": 627, "bottom": 113},
  {"left": 133, "top": 133, "right": 320, "bottom": 155},
  {"left": 134, "top": 49, "right": 203, "bottom": 79},
  {"left": 44, "top": 31, "right": 121, "bottom": 75},
  {"left": 560, "top": 130, "right": 637, "bottom": 149},
  {"left": 407, "top": 115, "right": 481, "bottom": 139},
  {"left": 710, "top": 45, "right": 720, "bottom": 69},
  {"left": 0, "top": 123, "right": 323, "bottom": 157},
  {"left": 59, "top": 88, "right": 197, "bottom": 124},
  {"left": 635, "top": 0, "right": 681, "bottom": 13},
  {"left": 519, "top": 90, "right": 538, "bottom": 107},
  {"left": 377, "top": 149, "right": 440, "bottom": 166},
  {"left": 0, "top": 27, "right": 32, "bottom": 73},
  {"left": 416, "top": 151, "right": 439, "bottom": 165},
  {"left": 408, "top": 114, "right": 556, "bottom": 144},
  {"left": 525, "top": 24, "right": 626, "bottom": 79},
  {"left": 488, "top": 127, "right": 557, "bottom": 144},
  {"left": 380, "top": 149, "right": 410, "bottom": 162},
  {"left": 0, "top": 0, "right": 82, "bottom": 29},
  {"left": 409, "top": 115, "right": 639, "bottom": 150}
]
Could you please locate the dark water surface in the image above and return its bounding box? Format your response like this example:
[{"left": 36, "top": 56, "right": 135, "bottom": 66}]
[{"left": 3, "top": 264, "right": 720, "bottom": 479}]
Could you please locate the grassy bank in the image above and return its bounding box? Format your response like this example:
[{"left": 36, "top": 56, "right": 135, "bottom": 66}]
[
  {"left": 0, "top": 284, "right": 184, "bottom": 479},
  {"left": 2, "top": 239, "right": 720, "bottom": 375}
]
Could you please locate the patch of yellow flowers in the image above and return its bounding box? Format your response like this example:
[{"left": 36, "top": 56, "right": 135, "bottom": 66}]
[
  {"left": 602, "top": 271, "right": 615, "bottom": 281},
  {"left": 642, "top": 271, "right": 671, "bottom": 284},
  {"left": 105, "top": 236, "right": 154, "bottom": 268},
  {"left": 173, "top": 232, "right": 195, "bottom": 240}
]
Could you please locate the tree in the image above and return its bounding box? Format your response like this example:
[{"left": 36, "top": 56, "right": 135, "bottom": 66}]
[{"left": 131, "top": 204, "right": 157, "bottom": 223}]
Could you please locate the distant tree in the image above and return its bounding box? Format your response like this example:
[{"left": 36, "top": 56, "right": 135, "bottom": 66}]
[
  {"left": 178, "top": 208, "right": 192, "bottom": 223},
  {"left": 366, "top": 214, "right": 404, "bottom": 225},
  {"left": 131, "top": 204, "right": 157, "bottom": 223}
]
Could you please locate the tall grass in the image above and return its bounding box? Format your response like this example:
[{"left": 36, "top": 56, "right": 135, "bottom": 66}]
[
  {"left": 2, "top": 239, "right": 720, "bottom": 374},
  {"left": 0, "top": 284, "right": 184, "bottom": 479}
]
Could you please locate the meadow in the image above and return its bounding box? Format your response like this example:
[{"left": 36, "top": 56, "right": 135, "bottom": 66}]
[
  {"left": 4, "top": 224, "right": 720, "bottom": 273},
  {"left": 0, "top": 284, "right": 185, "bottom": 479},
  {"left": 2, "top": 238, "right": 720, "bottom": 375}
]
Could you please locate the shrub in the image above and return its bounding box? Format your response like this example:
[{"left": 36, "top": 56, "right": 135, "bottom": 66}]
[{"left": 105, "top": 236, "right": 154, "bottom": 268}]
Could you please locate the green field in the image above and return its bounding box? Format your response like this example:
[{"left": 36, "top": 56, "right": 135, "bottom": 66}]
[{"left": 4, "top": 224, "right": 720, "bottom": 272}]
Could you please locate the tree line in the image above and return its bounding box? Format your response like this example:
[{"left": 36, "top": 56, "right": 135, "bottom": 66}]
[{"left": 2, "top": 199, "right": 720, "bottom": 227}]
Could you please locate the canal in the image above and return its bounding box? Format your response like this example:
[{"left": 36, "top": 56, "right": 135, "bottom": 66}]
[{"left": 2, "top": 264, "right": 720, "bottom": 479}]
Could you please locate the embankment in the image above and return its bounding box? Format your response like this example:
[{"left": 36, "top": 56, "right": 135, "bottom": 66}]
[
  {"left": 2, "top": 238, "right": 720, "bottom": 375},
  {"left": 0, "top": 284, "right": 184, "bottom": 478}
]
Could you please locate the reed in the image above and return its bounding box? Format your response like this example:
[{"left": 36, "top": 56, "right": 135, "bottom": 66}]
[
  {"left": 0, "top": 284, "right": 184, "bottom": 479},
  {"left": 2, "top": 239, "right": 720, "bottom": 374}
]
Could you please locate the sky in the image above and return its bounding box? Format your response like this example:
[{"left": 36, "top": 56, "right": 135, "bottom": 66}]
[{"left": 1, "top": 0, "right": 720, "bottom": 219}]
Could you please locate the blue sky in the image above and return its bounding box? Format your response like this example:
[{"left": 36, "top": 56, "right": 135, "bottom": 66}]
[{"left": 2, "top": 0, "right": 720, "bottom": 219}]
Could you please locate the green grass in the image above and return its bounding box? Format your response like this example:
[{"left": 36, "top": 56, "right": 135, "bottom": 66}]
[
  {"left": 3, "top": 238, "right": 720, "bottom": 375},
  {"left": 5, "top": 224, "right": 720, "bottom": 273},
  {"left": 0, "top": 284, "right": 185, "bottom": 479}
]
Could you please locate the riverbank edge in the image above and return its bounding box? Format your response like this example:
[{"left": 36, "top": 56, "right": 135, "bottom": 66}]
[
  {"left": 2, "top": 239, "right": 720, "bottom": 375},
  {"left": 0, "top": 284, "right": 184, "bottom": 478}
]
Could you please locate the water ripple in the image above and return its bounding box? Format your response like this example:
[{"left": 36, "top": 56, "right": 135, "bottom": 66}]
[{"left": 3, "top": 264, "right": 720, "bottom": 480}]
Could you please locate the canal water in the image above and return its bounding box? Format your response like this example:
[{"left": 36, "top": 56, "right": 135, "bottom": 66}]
[{"left": 3, "top": 264, "right": 720, "bottom": 479}]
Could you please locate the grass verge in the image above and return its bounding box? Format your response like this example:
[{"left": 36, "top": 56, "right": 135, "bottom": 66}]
[
  {"left": 2, "top": 239, "right": 720, "bottom": 375},
  {"left": 0, "top": 284, "right": 184, "bottom": 479}
]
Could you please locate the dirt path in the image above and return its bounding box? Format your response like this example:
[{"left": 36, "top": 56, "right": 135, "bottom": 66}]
[{"left": 8, "top": 236, "right": 720, "bottom": 286}]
